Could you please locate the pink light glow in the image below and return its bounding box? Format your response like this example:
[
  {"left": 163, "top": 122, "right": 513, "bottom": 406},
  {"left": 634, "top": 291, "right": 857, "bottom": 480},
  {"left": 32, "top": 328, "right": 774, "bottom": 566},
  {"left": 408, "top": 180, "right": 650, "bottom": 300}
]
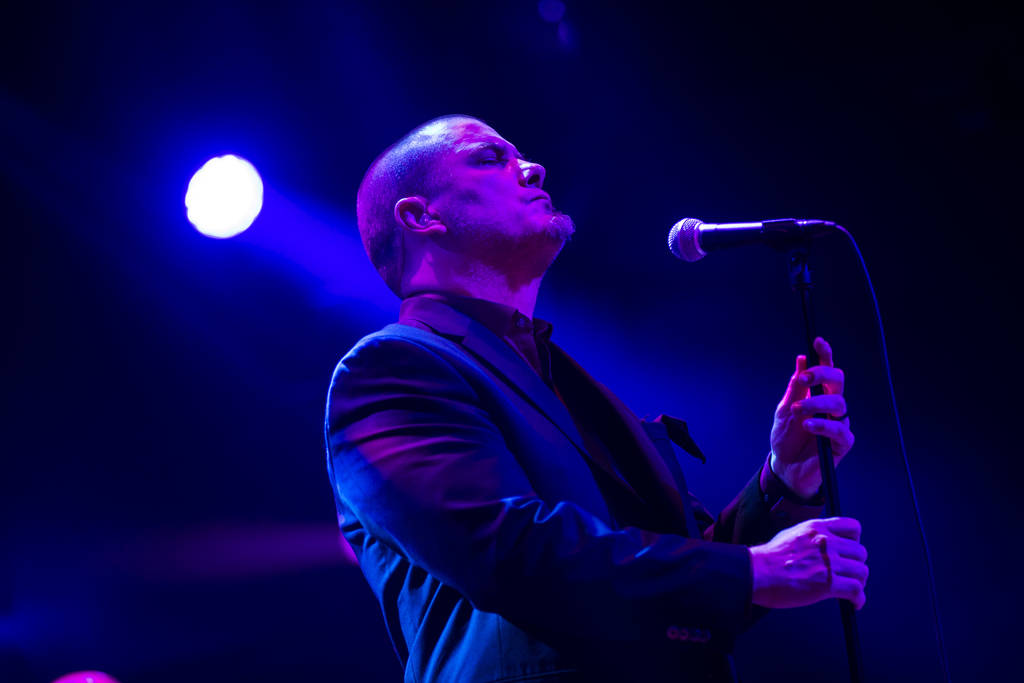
[{"left": 52, "top": 672, "right": 122, "bottom": 683}]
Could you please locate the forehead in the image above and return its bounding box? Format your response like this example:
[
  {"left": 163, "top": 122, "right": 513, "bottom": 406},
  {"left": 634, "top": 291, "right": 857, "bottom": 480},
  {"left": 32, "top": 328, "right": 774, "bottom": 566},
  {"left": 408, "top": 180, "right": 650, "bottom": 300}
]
[{"left": 443, "top": 119, "right": 517, "bottom": 154}]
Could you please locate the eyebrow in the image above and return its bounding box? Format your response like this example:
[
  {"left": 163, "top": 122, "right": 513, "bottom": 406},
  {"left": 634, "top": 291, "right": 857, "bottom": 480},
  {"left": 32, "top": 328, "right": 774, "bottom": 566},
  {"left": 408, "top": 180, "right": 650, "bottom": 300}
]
[{"left": 463, "top": 139, "right": 526, "bottom": 161}]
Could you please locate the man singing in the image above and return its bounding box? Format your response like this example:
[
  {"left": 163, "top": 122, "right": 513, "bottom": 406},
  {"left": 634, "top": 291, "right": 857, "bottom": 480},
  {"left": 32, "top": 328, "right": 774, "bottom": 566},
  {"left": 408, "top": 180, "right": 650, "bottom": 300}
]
[{"left": 324, "top": 115, "right": 867, "bottom": 682}]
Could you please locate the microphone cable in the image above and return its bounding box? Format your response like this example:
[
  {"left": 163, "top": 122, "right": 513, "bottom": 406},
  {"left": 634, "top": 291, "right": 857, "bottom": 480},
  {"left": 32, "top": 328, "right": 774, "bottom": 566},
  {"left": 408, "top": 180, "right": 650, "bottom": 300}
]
[{"left": 832, "top": 223, "right": 952, "bottom": 683}]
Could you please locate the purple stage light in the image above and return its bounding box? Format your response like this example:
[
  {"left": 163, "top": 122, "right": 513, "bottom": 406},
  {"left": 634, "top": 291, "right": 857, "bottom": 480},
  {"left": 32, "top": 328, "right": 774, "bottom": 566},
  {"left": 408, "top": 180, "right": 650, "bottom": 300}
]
[{"left": 185, "top": 154, "right": 263, "bottom": 238}]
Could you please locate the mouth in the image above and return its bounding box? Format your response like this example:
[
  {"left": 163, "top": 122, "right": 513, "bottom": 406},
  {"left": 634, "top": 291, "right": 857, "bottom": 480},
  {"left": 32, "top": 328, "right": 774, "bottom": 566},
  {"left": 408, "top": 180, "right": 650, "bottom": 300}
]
[{"left": 528, "top": 192, "right": 552, "bottom": 204}]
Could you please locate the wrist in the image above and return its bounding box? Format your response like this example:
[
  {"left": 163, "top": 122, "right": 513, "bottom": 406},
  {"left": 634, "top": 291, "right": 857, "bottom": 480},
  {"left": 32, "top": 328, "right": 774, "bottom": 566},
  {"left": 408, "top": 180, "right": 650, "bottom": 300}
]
[
  {"left": 768, "top": 452, "right": 823, "bottom": 502},
  {"left": 748, "top": 544, "right": 765, "bottom": 593}
]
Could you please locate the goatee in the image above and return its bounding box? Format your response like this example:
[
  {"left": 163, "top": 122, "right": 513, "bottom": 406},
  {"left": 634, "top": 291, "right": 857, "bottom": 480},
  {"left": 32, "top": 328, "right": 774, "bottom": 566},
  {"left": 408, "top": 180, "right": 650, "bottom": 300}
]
[{"left": 546, "top": 211, "right": 575, "bottom": 241}]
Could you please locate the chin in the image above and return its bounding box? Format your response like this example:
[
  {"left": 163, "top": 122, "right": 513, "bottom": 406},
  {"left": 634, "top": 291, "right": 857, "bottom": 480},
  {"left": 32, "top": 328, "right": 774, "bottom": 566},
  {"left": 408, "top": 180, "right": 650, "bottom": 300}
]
[{"left": 544, "top": 213, "right": 575, "bottom": 241}]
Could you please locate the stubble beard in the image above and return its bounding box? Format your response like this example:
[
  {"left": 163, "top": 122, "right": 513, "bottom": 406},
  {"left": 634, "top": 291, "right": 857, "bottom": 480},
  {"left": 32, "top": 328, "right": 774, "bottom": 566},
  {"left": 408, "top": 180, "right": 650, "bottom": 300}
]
[{"left": 446, "top": 209, "right": 575, "bottom": 285}]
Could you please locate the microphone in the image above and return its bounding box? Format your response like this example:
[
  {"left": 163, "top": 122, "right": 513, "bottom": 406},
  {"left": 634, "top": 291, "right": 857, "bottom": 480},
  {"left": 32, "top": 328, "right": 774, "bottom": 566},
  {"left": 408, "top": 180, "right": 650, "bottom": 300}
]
[{"left": 668, "top": 218, "right": 837, "bottom": 262}]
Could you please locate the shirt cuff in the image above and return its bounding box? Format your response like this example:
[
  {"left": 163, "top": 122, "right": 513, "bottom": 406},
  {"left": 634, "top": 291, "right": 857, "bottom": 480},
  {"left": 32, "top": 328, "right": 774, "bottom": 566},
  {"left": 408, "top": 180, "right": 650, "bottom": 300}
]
[{"left": 759, "top": 454, "right": 826, "bottom": 522}]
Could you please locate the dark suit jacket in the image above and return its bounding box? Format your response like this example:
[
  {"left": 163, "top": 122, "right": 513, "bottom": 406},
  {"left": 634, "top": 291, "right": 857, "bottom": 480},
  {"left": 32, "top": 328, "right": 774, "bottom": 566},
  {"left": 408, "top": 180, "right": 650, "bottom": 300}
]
[{"left": 325, "top": 297, "right": 822, "bottom": 682}]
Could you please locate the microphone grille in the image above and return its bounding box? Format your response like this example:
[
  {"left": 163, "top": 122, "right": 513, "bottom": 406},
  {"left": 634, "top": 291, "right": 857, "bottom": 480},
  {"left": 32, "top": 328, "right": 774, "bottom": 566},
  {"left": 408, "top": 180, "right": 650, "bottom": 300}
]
[{"left": 667, "top": 218, "right": 705, "bottom": 262}]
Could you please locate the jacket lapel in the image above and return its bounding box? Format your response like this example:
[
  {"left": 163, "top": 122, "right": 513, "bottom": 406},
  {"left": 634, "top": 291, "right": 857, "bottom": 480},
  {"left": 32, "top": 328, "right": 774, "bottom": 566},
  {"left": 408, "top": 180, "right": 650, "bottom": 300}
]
[
  {"left": 400, "top": 297, "right": 593, "bottom": 464},
  {"left": 550, "top": 342, "right": 698, "bottom": 536},
  {"left": 639, "top": 418, "right": 703, "bottom": 538}
]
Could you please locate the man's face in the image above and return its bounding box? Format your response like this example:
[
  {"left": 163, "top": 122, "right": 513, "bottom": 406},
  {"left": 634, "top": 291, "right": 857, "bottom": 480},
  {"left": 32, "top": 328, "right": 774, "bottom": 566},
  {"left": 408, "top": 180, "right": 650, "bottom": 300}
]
[{"left": 428, "top": 119, "right": 574, "bottom": 261}]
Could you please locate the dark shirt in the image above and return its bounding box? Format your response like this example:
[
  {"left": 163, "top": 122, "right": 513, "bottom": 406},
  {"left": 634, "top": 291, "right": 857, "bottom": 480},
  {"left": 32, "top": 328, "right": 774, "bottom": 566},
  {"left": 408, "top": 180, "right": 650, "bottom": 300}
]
[{"left": 400, "top": 291, "right": 554, "bottom": 384}]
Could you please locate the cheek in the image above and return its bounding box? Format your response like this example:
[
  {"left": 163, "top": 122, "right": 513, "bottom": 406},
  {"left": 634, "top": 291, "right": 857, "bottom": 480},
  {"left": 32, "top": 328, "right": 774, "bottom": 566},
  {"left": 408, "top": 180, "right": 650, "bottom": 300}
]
[
  {"left": 456, "top": 189, "right": 510, "bottom": 214},
  {"left": 448, "top": 187, "right": 485, "bottom": 205}
]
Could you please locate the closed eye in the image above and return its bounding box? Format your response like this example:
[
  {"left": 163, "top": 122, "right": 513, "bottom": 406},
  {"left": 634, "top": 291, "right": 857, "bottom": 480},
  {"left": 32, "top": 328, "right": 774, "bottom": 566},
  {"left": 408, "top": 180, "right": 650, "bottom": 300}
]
[{"left": 473, "top": 142, "right": 518, "bottom": 166}]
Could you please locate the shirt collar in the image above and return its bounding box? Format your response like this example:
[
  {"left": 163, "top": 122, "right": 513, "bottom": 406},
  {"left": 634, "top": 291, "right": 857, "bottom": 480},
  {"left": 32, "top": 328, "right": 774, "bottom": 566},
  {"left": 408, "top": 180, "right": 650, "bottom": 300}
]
[{"left": 400, "top": 291, "right": 552, "bottom": 343}]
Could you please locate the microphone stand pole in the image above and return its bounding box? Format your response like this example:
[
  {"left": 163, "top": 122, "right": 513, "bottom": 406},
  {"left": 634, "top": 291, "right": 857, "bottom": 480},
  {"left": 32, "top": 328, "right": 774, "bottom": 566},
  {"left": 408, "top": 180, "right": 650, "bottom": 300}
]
[{"left": 788, "top": 241, "right": 864, "bottom": 683}]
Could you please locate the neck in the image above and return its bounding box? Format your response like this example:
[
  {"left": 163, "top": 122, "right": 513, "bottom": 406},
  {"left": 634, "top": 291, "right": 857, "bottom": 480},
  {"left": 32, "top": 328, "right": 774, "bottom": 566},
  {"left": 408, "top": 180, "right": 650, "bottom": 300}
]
[{"left": 403, "top": 258, "right": 544, "bottom": 318}]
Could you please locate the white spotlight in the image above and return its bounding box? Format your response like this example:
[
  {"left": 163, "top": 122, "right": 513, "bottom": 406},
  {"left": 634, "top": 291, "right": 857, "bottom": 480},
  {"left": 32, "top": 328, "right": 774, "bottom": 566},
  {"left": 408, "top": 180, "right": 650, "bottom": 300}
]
[{"left": 185, "top": 154, "right": 264, "bottom": 238}]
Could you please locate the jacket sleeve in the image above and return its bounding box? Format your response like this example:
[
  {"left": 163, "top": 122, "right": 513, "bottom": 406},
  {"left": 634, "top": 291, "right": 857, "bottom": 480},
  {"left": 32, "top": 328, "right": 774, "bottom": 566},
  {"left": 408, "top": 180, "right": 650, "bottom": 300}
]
[
  {"left": 695, "top": 463, "right": 825, "bottom": 546},
  {"left": 647, "top": 413, "right": 824, "bottom": 547},
  {"left": 326, "top": 335, "right": 755, "bottom": 649},
  {"left": 688, "top": 455, "right": 826, "bottom": 629},
  {"left": 640, "top": 413, "right": 827, "bottom": 633}
]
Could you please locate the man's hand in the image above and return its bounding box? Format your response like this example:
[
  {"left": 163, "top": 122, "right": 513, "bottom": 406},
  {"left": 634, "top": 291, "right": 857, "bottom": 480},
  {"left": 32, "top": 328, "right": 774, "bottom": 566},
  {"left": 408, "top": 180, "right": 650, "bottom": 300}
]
[
  {"left": 749, "top": 517, "right": 868, "bottom": 610},
  {"left": 769, "top": 337, "right": 853, "bottom": 498}
]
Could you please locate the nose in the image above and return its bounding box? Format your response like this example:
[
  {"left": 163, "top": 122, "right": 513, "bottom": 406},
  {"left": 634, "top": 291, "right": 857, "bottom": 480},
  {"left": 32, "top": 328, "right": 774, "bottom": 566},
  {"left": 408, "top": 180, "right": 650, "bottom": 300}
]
[{"left": 517, "top": 158, "right": 546, "bottom": 189}]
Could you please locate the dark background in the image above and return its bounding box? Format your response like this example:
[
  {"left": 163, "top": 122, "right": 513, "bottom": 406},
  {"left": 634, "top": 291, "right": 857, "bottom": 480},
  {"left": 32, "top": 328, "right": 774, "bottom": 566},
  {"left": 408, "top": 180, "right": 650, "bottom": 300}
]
[{"left": 3, "top": 1, "right": 1020, "bottom": 681}]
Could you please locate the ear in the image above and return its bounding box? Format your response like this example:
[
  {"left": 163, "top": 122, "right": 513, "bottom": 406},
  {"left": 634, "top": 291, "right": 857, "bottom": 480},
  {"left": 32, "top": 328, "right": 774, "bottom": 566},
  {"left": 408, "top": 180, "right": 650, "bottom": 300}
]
[{"left": 394, "top": 196, "right": 446, "bottom": 236}]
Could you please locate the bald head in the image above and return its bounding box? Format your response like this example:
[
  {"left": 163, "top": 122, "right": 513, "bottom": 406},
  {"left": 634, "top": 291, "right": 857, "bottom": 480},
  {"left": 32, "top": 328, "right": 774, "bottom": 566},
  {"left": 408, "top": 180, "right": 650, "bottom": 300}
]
[{"left": 356, "top": 115, "right": 480, "bottom": 295}]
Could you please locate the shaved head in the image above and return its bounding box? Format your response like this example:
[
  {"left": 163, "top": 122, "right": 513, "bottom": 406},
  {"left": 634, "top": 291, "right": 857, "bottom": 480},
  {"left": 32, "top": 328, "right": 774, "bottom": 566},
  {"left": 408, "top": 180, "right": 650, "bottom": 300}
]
[
  {"left": 357, "top": 115, "right": 573, "bottom": 299},
  {"left": 356, "top": 115, "right": 479, "bottom": 295}
]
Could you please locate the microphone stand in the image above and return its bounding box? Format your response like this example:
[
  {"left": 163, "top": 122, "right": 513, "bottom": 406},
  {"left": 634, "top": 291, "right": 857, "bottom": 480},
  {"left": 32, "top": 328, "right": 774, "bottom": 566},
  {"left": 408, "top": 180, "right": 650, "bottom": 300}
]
[{"left": 787, "top": 237, "right": 864, "bottom": 683}]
